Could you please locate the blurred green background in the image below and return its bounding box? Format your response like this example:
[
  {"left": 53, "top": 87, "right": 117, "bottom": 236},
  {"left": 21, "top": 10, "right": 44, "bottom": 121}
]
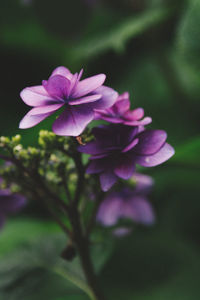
[{"left": 0, "top": 0, "right": 200, "bottom": 299}]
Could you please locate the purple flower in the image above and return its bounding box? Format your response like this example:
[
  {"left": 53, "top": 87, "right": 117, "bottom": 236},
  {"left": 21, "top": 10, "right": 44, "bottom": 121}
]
[
  {"left": 19, "top": 66, "right": 118, "bottom": 136},
  {"left": 0, "top": 179, "right": 26, "bottom": 229},
  {"left": 96, "top": 174, "right": 155, "bottom": 228},
  {"left": 95, "top": 92, "right": 152, "bottom": 126},
  {"left": 78, "top": 124, "right": 174, "bottom": 191}
]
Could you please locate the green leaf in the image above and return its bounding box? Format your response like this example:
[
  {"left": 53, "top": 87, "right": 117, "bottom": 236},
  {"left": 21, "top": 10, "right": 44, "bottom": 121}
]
[
  {"left": 69, "top": 7, "right": 171, "bottom": 65},
  {"left": 176, "top": 0, "right": 200, "bottom": 68},
  {"left": 0, "top": 227, "right": 113, "bottom": 300},
  {"left": 0, "top": 20, "right": 67, "bottom": 62},
  {"left": 171, "top": 136, "right": 200, "bottom": 167},
  {"left": 0, "top": 218, "right": 59, "bottom": 257}
]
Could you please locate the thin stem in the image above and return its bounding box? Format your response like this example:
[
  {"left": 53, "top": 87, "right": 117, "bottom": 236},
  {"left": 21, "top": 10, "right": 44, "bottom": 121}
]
[
  {"left": 86, "top": 191, "right": 104, "bottom": 238},
  {"left": 73, "top": 152, "right": 85, "bottom": 206},
  {"left": 69, "top": 206, "right": 106, "bottom": 300}
]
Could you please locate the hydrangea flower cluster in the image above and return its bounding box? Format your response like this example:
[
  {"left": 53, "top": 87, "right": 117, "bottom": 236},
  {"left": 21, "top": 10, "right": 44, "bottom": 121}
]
[
  {"left": 18, "top": 65, "right": 174, "bottom": 227},
  {"left": 0, "top": 66, "right": 175, "bottom": 300}
]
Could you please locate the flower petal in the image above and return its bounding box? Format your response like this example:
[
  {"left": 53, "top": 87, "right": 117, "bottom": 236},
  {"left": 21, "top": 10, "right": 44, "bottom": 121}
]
[
  {"left": 136, "top": 143, "right": 175, "bottom": 167},
  {"left": 124, "top": 117, "right": 152, "bottom": 126},
  {"left": 94, "top": 112, "right": 123, "bottom": 123},
  {"left": 97, "top": 196, "right": 122, "bottom": 226},
  {"left": 20, "top": 86, "right": 55, "bottom": 107},
  {"left": 134, "top": 129, "right": 167, "bottom": 155},
  {"left": 27, "top": 103, "right": 64, "bottom": 115},
  {"left": 0, "top": 214, "right": 5, "bottom": 229},
  {"left": 69, "top": 94, "right": 101, "bottom": 105},
  {"left": 113, "top": 92, "right": 130, "bottom": 115},
  {"left": 113, "top": 227, "right": 132, "bottom": 237},
  {"left": 52, "top": 105, "right": 94, "bottom": 136},
  {"left": 50, "top": 66, "right": 73, "bottom": 80},
  {"left": 100, "top": 171, "right": 118, "bottom": 191},
  {"left": 124, "top": 108, "right": 144, "bottom": 121},
  {"left": 114, "top": 156, "right": 135, "bottom": 179},
  {"left": 92, "top": 86, "right": 118, "bottom": 110},
  {"left": 1, "top": 194, "right": 26, "bottom": 213},
  {"left": 122, "top": 138, "right": 139, "bottom": 153},
  {"left": 132, "top": 173, "right": 154, "bottom": 194},
  {"left": 72, "top": 74, "right": 106, "bottom": 98},
  {"left": 68, "top": 69, "right": 84, "bottom": 95},
  {"left": 19, "top": 111, "right": 53, "bottom": 129},
  {"left": 86, "top": 160, "right": 105, "bottom": 174},
  {"left": 43, "top": 75, "right": 70, "bottom": 99},
  {"left": 127, "top": 197, "right": 155, "bottom": 225}
]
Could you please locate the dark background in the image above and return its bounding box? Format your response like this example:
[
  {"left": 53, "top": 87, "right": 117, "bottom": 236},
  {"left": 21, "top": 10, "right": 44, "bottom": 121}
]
[{"left": 0, "top": 0, "right": 200, "bottom": 299}]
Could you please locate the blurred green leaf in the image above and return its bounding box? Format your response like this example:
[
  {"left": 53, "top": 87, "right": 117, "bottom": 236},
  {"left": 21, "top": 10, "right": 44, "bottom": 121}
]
[
  {"left": 172, "top": 136, "right": 200, "bottom": 167},
  {"left": 0, "top": 21, "right": 66, "bottom": 62},
  {"left": 177, "top": 0, "right": 200, "bottom": 68},
  {"left": 69, "top": 8, "right": 171, "bottom": 64},
  {"left": 0, "top": 218, "right": 58, "bottom": 257},
  {"left": 0, "top": 7, "right": 171, "bottom": 68},
  {"left": 101, "top": 231, "right": 200, "bottom": 300},
  {"left": 0, "top": 223, "right": 113, "bottom": 300}
]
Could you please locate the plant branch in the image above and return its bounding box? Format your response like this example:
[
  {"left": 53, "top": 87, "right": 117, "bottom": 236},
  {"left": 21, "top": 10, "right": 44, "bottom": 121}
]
[
  {"left": 69, "top": 206, "right": 106, "bottom": 300},
  {"left": 86, "top": 190, "right": 104, "bottom": 238}
]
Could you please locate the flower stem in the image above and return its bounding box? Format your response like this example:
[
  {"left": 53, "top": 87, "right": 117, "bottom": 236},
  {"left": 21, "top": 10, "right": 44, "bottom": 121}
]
[{"left": 69, "top": 206, "right": 106, "bottom": 300}]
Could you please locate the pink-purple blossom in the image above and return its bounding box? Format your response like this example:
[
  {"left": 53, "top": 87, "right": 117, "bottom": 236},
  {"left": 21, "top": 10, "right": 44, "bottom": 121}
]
[
  {"left": 19, "top": 66, "right": 118, "bottom": 136},
  {"left": 95, "top": 92, "right": 152, "bottom": 126},
  {"left": 97, "top": 174, "right": 155, "bottom": 228},
  {"left": 78, "top": 124, "right": 175, "bottom": 191},
  {"left": 0, "top": 179, "right": 26, "bottom": 229}
]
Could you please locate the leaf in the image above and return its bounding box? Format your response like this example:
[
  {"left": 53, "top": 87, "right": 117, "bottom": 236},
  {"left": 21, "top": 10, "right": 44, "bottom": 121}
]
[
  {"left": 171, "top": 136, "right": 200, "bottom": 167},
  {"left": 0, "top": 218, "right": 59, "bottom": 257},
  {"left": 0, "top": 229, "right": 113, "bottom": 300},
  {"left": 176, "top": 0, "right": 200, "bottom": 68},
  {"left": 69, "top": 8, "right": 171, "bottom": 64},
  {"left": 0, "top": 21, "right": 67, "bottom": 62},
  {"left": 100, "top": 231, "right": 200, "bottom": 300}
]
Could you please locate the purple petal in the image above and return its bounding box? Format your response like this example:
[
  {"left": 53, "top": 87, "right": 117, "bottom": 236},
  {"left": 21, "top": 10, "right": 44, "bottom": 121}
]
[
  {"left": 113, "top": 92, "right": 130, "bottom": 115},
  {"left": 100, "top": 171, "right": 118, "bottom": 191},
  {"left": 72, "top": 74, "right": 106, "bottom": 98},
  {"left": 1, "top": 194, "right": 26, "bottom": 213},
  {"left": 86, "top": 160, "right": 106, "bottom": 174},
  {"left": 27, "top": 103, "right": 64, "bottom": 115},
  {"left": 122, "top": 138, "right": 139, "bottom": 153},
  {"left": 69, "top": 94, "right": 101, "bottom": 105},
  {"left": 78, "top": 140, "right": 110, "bottom": 156},
  {"left": 20, "top": 86, "right": 55, "bottom": 107},
  {"left": 113, "top": 227, "right": 132, "bottom": 237},
  {"left": 92, "top": 86, "right": 118, "bottom": 110},
  {"left": 128, "top": 197, "right": 155, "bottom": 225},
  {"left": 134, "top": 130, "right": 167, "bottom": 155},
  {"left": 68, "top": 69, "right": 84, "bottom": 95},
  {"left": 124, "top": 108, "right": 144, "bottom": 121},
  {"left": 132, "top": 173, "right": 154, "bottom": 194},
  {"left": 50, "top": 66, "right": 73, "bottom": 80},
  {"left": 114, "top": 156, "right": 135, "bottom": 179},
  {"left": 43, "top": 75, "right": 70, "bottom": 99},
  {"left": 94, "top": 112, "right": 123, "bottom": 123},
  {"left": 89, "top": 153, "right": 109, "bottom": 160},
  {"left": 136, "top": 143, "right": 175, "bottom": 167},
  {"left": 97, "top": 196, "right": 122, "bottom": 226},
  {"left": 19, "top": 111, "right": 53, "bottom": 129},
  {"left": 124, "top": 117, "right": 152, "bottom": 126},
  {"left": 52, "top": 105, "right": 94, "bottom": 136},
  {"left": 0, "top": 214, "right": 5, "bottom": 229}
]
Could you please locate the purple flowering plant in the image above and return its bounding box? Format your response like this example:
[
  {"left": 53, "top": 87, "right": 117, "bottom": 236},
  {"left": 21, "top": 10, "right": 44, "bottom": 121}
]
[{"left": 0, "top": 66, "right": 174, "bottom": 300}]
